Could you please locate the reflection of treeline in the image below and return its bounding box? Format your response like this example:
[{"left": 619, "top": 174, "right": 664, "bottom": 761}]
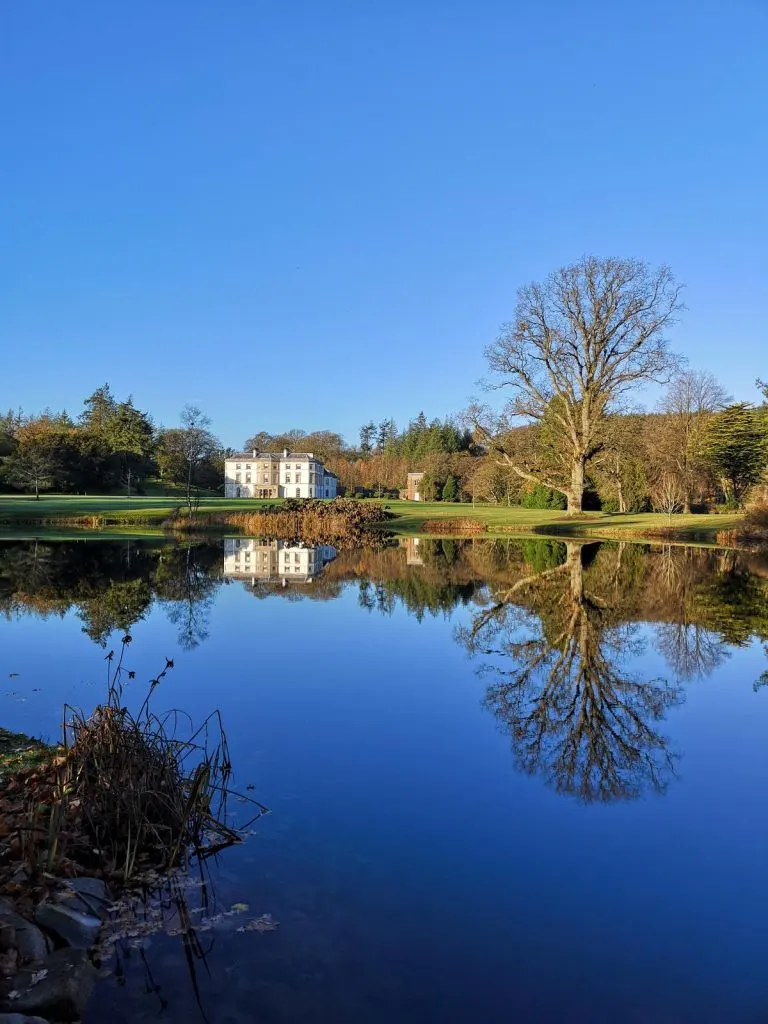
[
  {"left": 0, "top": 540, "right": 223, "bottom": 648},
  {"left": 3, "top": 536, "right": 767, "bottom": 651},
  {"left": 321, "top": 539, "right": 768, "bottom": 639}
]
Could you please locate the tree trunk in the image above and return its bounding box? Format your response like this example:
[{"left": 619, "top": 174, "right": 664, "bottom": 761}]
[
  {"left": 617, "top": 480, "right": 626, "bottom": 514},
  {"left": 34, "top": 478, "right": 39, "bottom": 500},
  {"left": 567, "top": 457, "right": 585, "bottom": 514}
]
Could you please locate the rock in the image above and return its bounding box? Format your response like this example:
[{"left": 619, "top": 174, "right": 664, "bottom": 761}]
[
  {"left": 0, "top": 912, "right": 47, "bottom": 965},
  {"left": 58, "top": 877, "right": 112, "bottom": 920},
  {"left": 34, "top": 903, "right": 101, "bottom": 950},
  {"left": 0, "top": 947, "right": 96, "bottom": 1020},
  {"left": 0, "top": 1015, "right": 51, "bottom": 1024}
]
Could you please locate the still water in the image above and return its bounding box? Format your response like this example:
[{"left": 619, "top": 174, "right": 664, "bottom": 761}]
[{"left": 1, "top": 535, "right": 768, "bottom": 1023}]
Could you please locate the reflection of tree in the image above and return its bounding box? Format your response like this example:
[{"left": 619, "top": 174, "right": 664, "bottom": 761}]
[
  {"left": 156, "top": 545, "right": 222, "bottom": 650},
  {"left": 654, "top": 622, "right": 727, "bottom": 681},
  {"left": 458, "top": 542, "right": 683, "bottom": 802}
]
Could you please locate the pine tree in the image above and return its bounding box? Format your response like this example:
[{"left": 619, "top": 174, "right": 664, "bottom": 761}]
[
  {"left": 359, "top": 422, "right": 375, "bottom": 456},
  {"left": 699, "top": 403, "right": 768, "bottom": 506},
  {"left": 442, "top": 475, "right": 459, "bottom": 502}
]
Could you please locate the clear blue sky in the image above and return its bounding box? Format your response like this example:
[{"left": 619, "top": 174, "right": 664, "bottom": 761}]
[{"left": 1, "top": 1, "right": 766, "bottom": 448}]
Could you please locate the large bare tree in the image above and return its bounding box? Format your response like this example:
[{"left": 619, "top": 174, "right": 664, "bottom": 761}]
[{"left": 474, "top": 256, "right": 684, "bottom": 513}]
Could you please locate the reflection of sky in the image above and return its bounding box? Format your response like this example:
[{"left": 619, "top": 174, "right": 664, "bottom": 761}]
[{"left": 2, "top": 575, "right": 768, "bottom": 1023}]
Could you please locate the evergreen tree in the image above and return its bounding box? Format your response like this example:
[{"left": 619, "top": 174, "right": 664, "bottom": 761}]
[
  {"left": 442, "top": 475, "right": 459, "bottom": 502},
  {"left": 359, "top": 421, "right": 376, "bottom": 456},
  {"left": 105, "top": 399, "right": 155, "bottom": 495},
  {"left": 699, "top": 403, "right": 768, "bottom": 506},
  {"left": 80, "top": 384, "right": 117, "bottom": 436}
]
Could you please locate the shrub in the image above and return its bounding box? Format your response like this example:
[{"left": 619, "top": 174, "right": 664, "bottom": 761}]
[{"left": 521, "top": 485, "right": 567, "bottom": 510}]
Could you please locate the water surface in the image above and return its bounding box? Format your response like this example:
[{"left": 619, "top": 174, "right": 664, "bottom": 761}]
[{"left": 1, "top": 536, "right": 767, "bottom": 1023}]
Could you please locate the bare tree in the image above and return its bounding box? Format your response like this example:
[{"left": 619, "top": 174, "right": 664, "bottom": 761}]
[
  {"left": 653, "top": 473, "right": 685, "bottom": 525},
  {"left": 657, "top": 370, "right": 730, "bottom": 512},
  {"left": 179, "top": 405, "right": 215, "bottom": 516},
  {"left": 474, "top": 256, "right": 684, "bottom": 513}
]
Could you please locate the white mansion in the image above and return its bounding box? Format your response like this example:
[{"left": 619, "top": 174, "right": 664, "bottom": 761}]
[{"left": 224, "top": 450, "right": 338, "bottom": 499}]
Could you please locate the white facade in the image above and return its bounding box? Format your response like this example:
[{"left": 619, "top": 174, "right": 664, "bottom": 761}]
[
  {"left": 223, "top": 538, "right": 337, "bottom": 582},
  {"left": 224, "top": 450, "right": 338, "bottom": 499}
]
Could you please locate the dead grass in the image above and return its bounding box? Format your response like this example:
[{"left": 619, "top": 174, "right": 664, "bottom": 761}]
[
  {"left": 420, "top": 518, "right": 488, "bottom": 535},
  {"left": 0, "top": 638, "right": 267, "bottom": 897},
  {"left": 166, "top": 498, "right": 394, "bottom": 544}
]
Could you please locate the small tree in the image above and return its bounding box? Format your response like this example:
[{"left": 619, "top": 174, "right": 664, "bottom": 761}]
[
  {"left": 2, "top": 434, "right": 59, "bottom": 499},
  {"left": 179, "top": 405, "right": 216, "bottom": 515},
  {"left": 653, "top": 473, "right": 685, "bottom": 525},
  {"left": 441, "top": 475, "right": 459, "bottom": 502}
]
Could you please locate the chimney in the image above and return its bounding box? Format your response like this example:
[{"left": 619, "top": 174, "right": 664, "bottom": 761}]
[
  {"left": 283, "top": 448, "right": 289, "bottom": 457},
  {"left": 252, "top": 449, "right": 258, "bottom": 458}
]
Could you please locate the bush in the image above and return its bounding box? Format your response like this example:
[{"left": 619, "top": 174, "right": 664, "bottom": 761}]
[{"left": 521, "top": 485, "right": 567, "bottom": 510}]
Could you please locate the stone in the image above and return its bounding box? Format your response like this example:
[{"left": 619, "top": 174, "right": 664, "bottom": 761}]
[
  {"left": 0, "top": 1015, "right": 51, "bottom": 1024},
  {"left": 58, "top": 877, "right": 112, "bottom": 920},
  {"left": 0, "top": 911, "right": 47, "bottom": 965},
  {"left": 34, "top": 903, "right": 101, "bottom": 950},
  {"left": 0, "top": 947, "right": 96, "bottom": 1020},
  {"left": 0, "top": 926, "right": 14, "bottom": 954}
]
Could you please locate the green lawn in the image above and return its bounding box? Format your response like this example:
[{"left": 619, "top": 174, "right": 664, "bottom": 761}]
[
  {"left": 0, "top": 494, "right": 278, "bottom": 524},
  {"left": 369, "top": 499, "right": 743, "bottom": 541},
  {"left": 0, "top": 493, "right": 743, "bottom": 543}
]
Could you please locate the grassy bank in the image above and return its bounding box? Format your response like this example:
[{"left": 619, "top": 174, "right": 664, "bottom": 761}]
[
  {"left": 0, "top": 493, "right": 744, "bottom": 543},
  {"left": 367, "top": 500, "right": 744, "bottom": 542},
  {"left": 0, "top": 494, "right": 276, "bottom": 527}
]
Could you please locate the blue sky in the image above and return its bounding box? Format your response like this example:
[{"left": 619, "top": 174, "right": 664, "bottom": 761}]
[{"left": 1, "top": 0, "right": 766, "bottom": 448}]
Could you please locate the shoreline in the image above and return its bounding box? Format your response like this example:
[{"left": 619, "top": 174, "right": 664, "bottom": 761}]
[{"left": 0, "top": 496, "right": 750, "bottom": 548}]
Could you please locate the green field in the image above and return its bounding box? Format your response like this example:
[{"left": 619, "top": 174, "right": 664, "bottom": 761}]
[
  {"left": 0, "top": 494, "right": 275, "bottom": 523},
  {"left": 367, "top": 500, "right": 742, "bottom": 540},
  {"left": 0, "top": 493, "right": 743, "bottom": 542}
]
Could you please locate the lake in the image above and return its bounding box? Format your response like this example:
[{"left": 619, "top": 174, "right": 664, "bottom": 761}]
[{"left": 1, "top": 535, "right": 768, "bottom": 1023}]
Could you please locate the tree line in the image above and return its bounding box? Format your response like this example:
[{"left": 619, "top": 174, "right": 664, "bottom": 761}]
[
  {"left": 0, "top": 384, "right": 223, "bottom": 510},
  {"left": 3, "top": 257, "right": 766, "bottom": 512},
  {"left": 240, "top": 258, "right": 767, "bottom": 511}
]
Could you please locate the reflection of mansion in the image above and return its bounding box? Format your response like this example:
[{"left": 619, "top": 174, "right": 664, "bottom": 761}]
[
  {"left": 224, "top": 450, "right": 338, "bottom": 499},
  {"left": 224, "top": 538, "right": 337, "bottom": 583}
]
